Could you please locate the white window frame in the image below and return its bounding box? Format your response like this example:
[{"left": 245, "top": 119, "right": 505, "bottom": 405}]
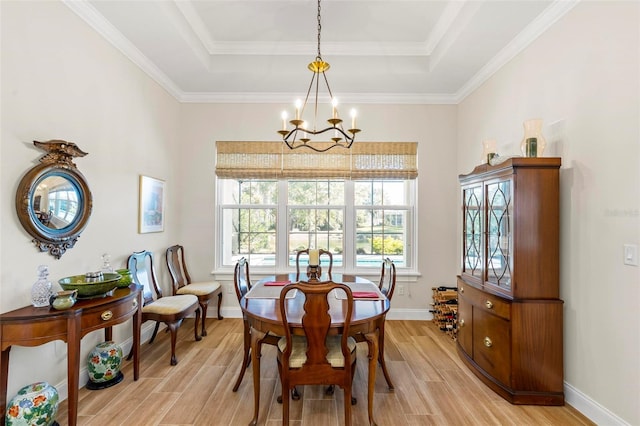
[{"left": 215, "top": 178, "right": 417, "bottom": 275}]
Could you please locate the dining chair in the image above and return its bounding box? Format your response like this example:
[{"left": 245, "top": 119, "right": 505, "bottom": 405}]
[
  {"left": 352, "top": 257, "right": 396, "bottom": 390},
  {"left": 166, "top": 244, "right": 223, "bottom": 337},
  {"left": 127, "top": 250, "right": 201, "bottom": 366},
  {"left": 232, "top": 258, "right": 300, "bottom": 398},
  {"left": 294, "top": 248, "right": 333, "bottom": 280},
  {"left": 277, "top": 281, "right": 357, "bottom": 426}
]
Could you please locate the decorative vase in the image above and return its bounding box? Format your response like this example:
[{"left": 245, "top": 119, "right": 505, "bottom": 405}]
[
  {"left": 482, "top": 139, "right": 497, "bottom": 164},
  {"left": 5, "top": 382, "right": 59, "bottom": 426},
  {"left": 520, "top": 119, "right": 546, "bottom": 157},
  {"left": 86, "top": 341, "right": 124, "bottom": 390},
  {"left": 31, "top": 265, "right": 53, "bottom": 308}
]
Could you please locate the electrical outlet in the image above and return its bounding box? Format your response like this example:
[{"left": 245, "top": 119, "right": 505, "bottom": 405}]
[{"left": 398, "top": 285, "right": 405, "bottom": 295}]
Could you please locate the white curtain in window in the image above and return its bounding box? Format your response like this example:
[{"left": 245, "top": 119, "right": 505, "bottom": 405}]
[{"left": 215, "top": 141, "right": 417, "bottom": 179}]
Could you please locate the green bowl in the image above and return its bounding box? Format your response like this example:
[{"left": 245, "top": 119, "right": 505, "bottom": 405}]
[
  {"left": 58, "top": 272, "right": 121, "bottom": 298},
  {"left": 114, "top": 269, "right": 133, "bottom": 288}
]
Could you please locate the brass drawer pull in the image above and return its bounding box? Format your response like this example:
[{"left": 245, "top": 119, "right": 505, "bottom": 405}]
[
  {"left": 100, "top": 310, "right": 113, "bottom": 321},
  {"left": 459, "top": 319, "right": 465, "bottom": 328},
  {"left": 132, "top": 299, "right": 138, "bottom": 309},
  {"left": 485, "top": 300, "right": 493, "bottom": 309},
  {"left": 484, "top": 336, "right": 493, "bottom": 348},
  {"left": 460, "top": 287, "right": 464, "bottom": 294}
]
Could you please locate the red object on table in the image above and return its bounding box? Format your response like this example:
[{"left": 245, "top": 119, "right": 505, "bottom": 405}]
[
  {"left": 352, "top": 291, "right": 380, "bottom": 298},
  {"left": 263, "top": 280, "right": 291, "bottom": 286}
]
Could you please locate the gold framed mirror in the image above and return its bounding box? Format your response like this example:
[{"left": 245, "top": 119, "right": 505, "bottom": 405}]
[{"left": 16, "top": 140, "right": 93, "bottom": 259}]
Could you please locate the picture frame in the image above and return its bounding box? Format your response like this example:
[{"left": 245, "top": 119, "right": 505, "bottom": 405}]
[{"left": 138, "top": 175, "right": 165, "bottom": 233}]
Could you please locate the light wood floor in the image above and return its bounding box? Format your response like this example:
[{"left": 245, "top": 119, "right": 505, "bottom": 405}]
[{"left": 57, "top": 318, "right": 594, "bottom": 425}]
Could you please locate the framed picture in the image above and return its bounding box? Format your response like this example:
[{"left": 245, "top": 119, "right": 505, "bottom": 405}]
[{"left": 138, "top": 175, "right": 165, "bottom": 233}]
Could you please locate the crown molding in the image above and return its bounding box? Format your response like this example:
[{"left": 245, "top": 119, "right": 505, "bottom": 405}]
[
  {"left": 65, "top": 0, "right": 579, "bottom": 106},
  {"left": 454, "top": 0, "right": 580, "bottom": 103},
  {"left": 63, "top": 0, "right": 183, "bottom": 99},
  {"left": 179, "top": 92, "right": 458, "bottom": 105}
]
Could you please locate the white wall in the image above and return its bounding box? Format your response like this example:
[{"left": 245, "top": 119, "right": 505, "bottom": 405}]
[
  {"left": 176, "top": 103, "right": 460, "bottom": 313},
  {"left": 457, "top": 2, "right": 639, "bottom": 424},
  {"left": 1, "top": 1, "right": 181, "bottom": 399}
]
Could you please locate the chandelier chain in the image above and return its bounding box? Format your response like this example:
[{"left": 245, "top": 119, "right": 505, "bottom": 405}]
[{"left": 317, "top": 0, "right": 322, "bottom": 59}]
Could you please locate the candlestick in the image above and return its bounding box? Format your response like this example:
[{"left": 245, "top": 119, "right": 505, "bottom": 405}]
[
  {"left": 332, "top": 98, "right": 338, "bottom": 119},
  {"left": 350, "top": 109, "right": 357, "bottom": 129},
  {"left": 309, "top": 249, "right": 319, "bottom": 266},
  {"left": 281, "top": 111, "right": 287, "bottom": 131},
  {"left": 295, "top": 99, "right": 302, "bottom": 120}
]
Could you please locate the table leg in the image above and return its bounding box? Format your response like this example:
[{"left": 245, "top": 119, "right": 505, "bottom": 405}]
[
  {"left": 67, "top": 313, "right": 81, "bottom": 426},
  {"left": 249, "top": 327, "right": 266, "bottom": 426},
  {"left": 133, "top": 291, "right": 142, "bottom": 381},
  {"left": 1, "top": 348, "right": 10, "bottom": 426},
  {"left": 377, "top": 319, "right": 394, "bottom": 391},
  {"left": 363, "top": 330, "right": 379, "bottom": 426}
]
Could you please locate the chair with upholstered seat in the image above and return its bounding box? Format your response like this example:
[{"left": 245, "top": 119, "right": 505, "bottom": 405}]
[
  {"left": 232, "top": 258, "right": 299, "bottom": 398},
  {"left": 294, "top": 248, "right": 333, "bottom": 280},
  {"left": 277, "top": 281, "right": 357, "bottom": 426},
  {"left": 166, "top": 244, "right": 223, "bottom": 337},
  {"left": 128, "top": 250, "right": 201, "bottom": 366}
]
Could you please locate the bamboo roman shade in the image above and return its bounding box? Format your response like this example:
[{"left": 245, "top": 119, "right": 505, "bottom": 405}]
[{"left": 215, "top": 141, "right": 417, "bottom": 180}]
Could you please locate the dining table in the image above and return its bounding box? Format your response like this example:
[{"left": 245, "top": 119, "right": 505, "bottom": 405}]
[{"left": 240, "top": 272, "right": 391, "bottom": 426}]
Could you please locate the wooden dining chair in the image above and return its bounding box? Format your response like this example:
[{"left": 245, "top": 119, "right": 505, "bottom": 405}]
[
  {"left": 128, "top": 250, "right": 201, "bottom": 366},
  {"left": 294, "top": 248, "right": 333, "bottom": 280},
  {"left": 232, "top": 258, "right": 300, "bottom": 397},
  {"left": 277, "top": 281, "right": 357, "bottom": 426},
  {"left": 166, "top": 244, "right": 223, "bottom": 337},
  {"left": 352, "top": 257, "right": 396, "bottom": 390}
]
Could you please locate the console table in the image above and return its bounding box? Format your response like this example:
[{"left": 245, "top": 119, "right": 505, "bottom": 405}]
[{"left": 0, "top": 284, "right": 142, "bottom": 426}]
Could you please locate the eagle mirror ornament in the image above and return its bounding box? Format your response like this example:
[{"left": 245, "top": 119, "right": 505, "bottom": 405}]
[{"left": 16, "top": 140, "right": 93, "bottom": 259}]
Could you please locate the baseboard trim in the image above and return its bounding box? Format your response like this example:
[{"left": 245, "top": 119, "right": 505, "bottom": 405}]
[{"left": 564, "top": 381, "right": 630, "bottom": 425}]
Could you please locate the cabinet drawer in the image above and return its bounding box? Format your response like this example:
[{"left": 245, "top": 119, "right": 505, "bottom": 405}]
[
  {"left": 474, "top": 309, "right": 511, "bottom": 386},
  {"left": 81, "top": 296, "right": 138, "bottom": 333},
  {"left": 458, "top": 282, "right": 511, "bottom": 320},
  {"left": 457, "top": 295, "right": 473, "bottom": 356}
]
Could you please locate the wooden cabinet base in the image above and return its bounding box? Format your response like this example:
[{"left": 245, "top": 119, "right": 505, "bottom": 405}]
[{"left": 457, "top": 345, "right": 565, "bottom": 406}]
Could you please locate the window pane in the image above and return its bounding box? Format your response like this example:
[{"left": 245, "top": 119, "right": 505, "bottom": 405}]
[
  {"left": 220, "top": 179, "right": 277, "bottom": 204},
  {"left": 222, "top": 207, "right": 276, "bottom": 266}
]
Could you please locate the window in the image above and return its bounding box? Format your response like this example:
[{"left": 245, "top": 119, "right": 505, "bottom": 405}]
[
  {"left": 218, "top": 178, "right": 415, "bottom": 271},
  {"left": 215, "top": 141, "right": 417, "bottom": 271}
]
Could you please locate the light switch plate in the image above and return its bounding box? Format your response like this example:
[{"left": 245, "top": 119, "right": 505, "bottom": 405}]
[{"left": 624, "top": 244, "right": 638, "bottom": 266}]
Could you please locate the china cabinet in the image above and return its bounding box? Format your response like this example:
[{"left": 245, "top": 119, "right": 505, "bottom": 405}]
[{"left": 457, "top": 157, "right": 564, "bottom": 405}]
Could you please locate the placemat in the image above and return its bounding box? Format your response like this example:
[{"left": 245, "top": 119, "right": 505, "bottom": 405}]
[
  {"left": 245, "top": 283, "right": 297, "bottom": 299},
  {"left": 334, "top": 282, "right": 386, "bottom": 300}
]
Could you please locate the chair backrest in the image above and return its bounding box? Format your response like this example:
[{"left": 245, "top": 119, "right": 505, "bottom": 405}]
[
  {"left": 378, "top": 257, "right": 396, "bottom": 300},
  {"left": 233, "top": 257, "right": 252, "bottom": 302},
  {"left": 127, "top": 250, "right": 162, "bottom": 306},
  {"left": 279, "top": 281, "right": 353, "bottom": 371},
  {"left": 166, "top": 244, "right": 191, "bottom": 295},
  {"left": 295, "top": 249, "right": 333, "bottom": 280}
]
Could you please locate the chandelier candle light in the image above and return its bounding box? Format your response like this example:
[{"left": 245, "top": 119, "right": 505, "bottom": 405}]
[{"left": 277, "top": 0, "right": 360, "bottom": 152}]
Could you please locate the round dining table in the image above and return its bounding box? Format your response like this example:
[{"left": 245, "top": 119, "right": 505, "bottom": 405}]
[{"left": 240, "top": 273, "right": 391, "bottom": 426}]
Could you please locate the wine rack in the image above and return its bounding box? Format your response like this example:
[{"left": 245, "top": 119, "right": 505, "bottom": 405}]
[{"left": 430, "top": 286, "right": 458, "bottom": 340}]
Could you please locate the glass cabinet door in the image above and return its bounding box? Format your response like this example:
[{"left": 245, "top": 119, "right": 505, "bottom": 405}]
[
  {"left": 485, "top": 179, "right": 512, "bottom": 292},
  {"left": 462, "top": 185, "right": 483, "bottom": 281}
]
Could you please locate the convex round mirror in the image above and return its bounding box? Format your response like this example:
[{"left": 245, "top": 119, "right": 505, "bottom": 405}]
[{"left": 16, "top": 140, "right": 92, "bottom": 259}]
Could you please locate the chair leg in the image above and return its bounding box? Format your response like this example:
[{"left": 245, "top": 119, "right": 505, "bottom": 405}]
[
  {"left": 166, "top": 321, "right": 182, "bottom": 366},
  {"left": 281, "top": 380, "right": 290, "bottom": 426},
  {"left": 344, "top": 385, "right": 353, "bottom": 426},
  {"left": 149, "top": 322, "right": 160, "bottom": 344},
  {"left": 194, "top": 307, "right": 202, "bottom": 342},
  {"left": 232, "top": 326, "right": 252, "bottom": 392},
  {"left": 199, "top": 301, "right": 208, "bottom": 336},
  {"left": 216, "top": 292, "right": 223, "bottom": 320}
]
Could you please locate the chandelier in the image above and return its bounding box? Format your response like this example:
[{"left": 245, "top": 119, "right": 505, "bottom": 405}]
[{"left": 277, "top": 0, "right": 360, "bottom": 152}]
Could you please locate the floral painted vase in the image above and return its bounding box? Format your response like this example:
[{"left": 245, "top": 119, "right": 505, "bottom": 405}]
[
  {"left": 86, "top": 341, "right": 124, "bottom": 390},
  {"left": 5, "top": 382, "right": 59, "bottom": 426}
]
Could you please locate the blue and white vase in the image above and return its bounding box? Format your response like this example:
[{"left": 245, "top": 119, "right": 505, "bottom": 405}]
[{"left": 5, "top": 382, "right": 59, "bottom": 426}]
